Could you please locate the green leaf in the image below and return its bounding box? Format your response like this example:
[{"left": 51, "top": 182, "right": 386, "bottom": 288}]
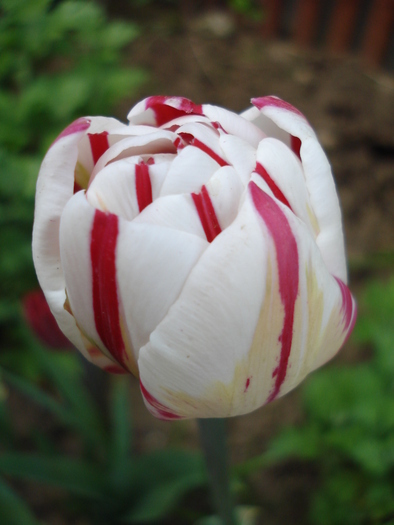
[
  {"left": 27, "top": 338, "right": 106, "bottom": 450},
  {"left": 302, "top": 365, "right": 386, "bottom": 430},
  {"left": 122, "top": 471, "right": 206, "bottom": 523},
  {"left": 0, "top": 477, "right": 41, "bottom": 525},
  {"left": 234, "top": 424, "right": 320, "bottom": 477},
  {"left": 1, "top": 368, "right": 78, "bottom": 427},
  {"left": 0, "top": 453, "right": 105, "bottom": 498},
  {"left": 118, "top": 449, "right": 206, "bottom": 521}
]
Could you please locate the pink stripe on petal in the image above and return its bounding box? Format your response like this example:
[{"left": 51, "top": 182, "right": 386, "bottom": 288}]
[
  {"left": 192, "top": 185, "right": 222, "bottom": 242},
  {"left": 255, "top": 162, "right": 292, "bottom": 210},
  {"left": 90, "top": 210, "right": 128, "bottom": 368},
  {"left": 88, "top": 131, "right": 109, "bottom": 165},
  {"left": 146, "top": 96, "right": 203, "bottom": 126},
  {"left": 335, "top": 277, "right": 357, "bottom": 338},
  {"left": 140, "top": 381, "right": 182, "bottom": 420},
  {"left": 192, "top": 138, "right": 228, "bottom": 167},
  {"left": 52, "top": 117, "right": 91, "bottom": 145},
  {"left": 212, "top": 121, "right": 227, "bottom": 133},
  {"left": 251, "top": 96, "right": 306, "bottom": 119},
  {"left": 250, "top": 182, "right": 299, "bottom": 403},
  {"left": 135, "top": 162, "right": 153, "bottom": 212}
]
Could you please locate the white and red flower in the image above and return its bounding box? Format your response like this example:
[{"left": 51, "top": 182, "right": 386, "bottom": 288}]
[{"left": 32, "top": 95, "right": 356, "bottom": 419}]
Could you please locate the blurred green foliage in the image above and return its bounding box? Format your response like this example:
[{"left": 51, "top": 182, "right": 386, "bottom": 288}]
[
  {"left": 237, "top": 278, "right": 394, "bottom": 524},
  {"left": 0, "top": 0, "right": 146, "bottom": 331},
  {"left": 0, "top": 334, "right": 206, "bottom": 523}
]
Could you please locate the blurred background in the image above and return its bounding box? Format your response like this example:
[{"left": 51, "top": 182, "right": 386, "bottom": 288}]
[{"left": 0, "top": 1, "right": 393, "bottom": 524}]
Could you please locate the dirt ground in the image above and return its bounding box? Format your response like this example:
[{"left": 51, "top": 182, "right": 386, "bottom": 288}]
[{"left": 8, "top": 4, "right": 394, "bottom": 524}]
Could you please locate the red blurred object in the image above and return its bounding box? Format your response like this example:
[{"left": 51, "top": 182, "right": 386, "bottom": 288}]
[{"left": 22, "top": 289, "right": 74, "bottom": 349}]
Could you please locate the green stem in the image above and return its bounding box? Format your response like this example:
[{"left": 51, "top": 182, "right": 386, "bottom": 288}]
[{"left": 197, "top": 418, "right": 237, "bottom": 525}]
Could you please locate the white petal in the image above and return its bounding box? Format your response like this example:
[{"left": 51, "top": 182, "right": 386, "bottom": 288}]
[
  {"left": 219, "top": 134, "right": 256, "bottom": 186},
  {"left": 202, "top": 104, "right": 266, "bottom": 147},
  {"left": 240, "top": 106, "right": 292, "bottom": 147},
  {"left": 160, "top": 145, "right": 219, "bottom": 196},
  {"left": 33, "top": 119, "right": 91, "bottom": 352},
  {"left": 117, "top": 221, "right": 208, "bottom": 355},
  {"left": 133, "top": 193, "right": 207, "bottom": 239},
  {"left": 205, "top": 166, "right": 245, "bottom": 229}
]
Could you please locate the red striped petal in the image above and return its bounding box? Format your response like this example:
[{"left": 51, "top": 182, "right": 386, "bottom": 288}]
[
  {"left": 250, "top": 182, "right": 299, "bottom": 402},
  {"left": 255, "top": 162, "right": 292, "bottom": 210},
  {"left": 146, "top": 96, "right": 203, "bottom": 126},
  {"left": 192, "top": 138, "right": 228, "bottom": 167},
  {"left": 192, "top": 185, "right": 222, "bottom": 242},
  {"left": 90, "top": 209, "right": 127, "bottom": 369},
  {"left": 335, "top": 277, "right": 357, "bottom": 338},
  {"left": 135, "top": 162, "right": 153, "bottom": 212},
  {"left": 140, "top": 381, "right": 182, "bottom": 420},
  {"left": 88, "top": 131, "right": 109, "bottom": 165},
  {"left": 252, "top": 96, "right": 306, "bottom": 119},
  {"left": 53, "top": 117, "right": 91, "bottom": 145}
]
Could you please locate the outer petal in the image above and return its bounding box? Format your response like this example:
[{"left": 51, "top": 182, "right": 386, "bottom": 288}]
[
  {"left": 59, "top": 192, "right": 133, "bottom": 373},
  {"left": 33, "top": 119, "right": 95, "bottom": 360},
  {"left": 248, "top": 182, "right": 356, "bottom": 404},
  {"left": 250, "top": 96, "right": 347, "bottom": 282}
]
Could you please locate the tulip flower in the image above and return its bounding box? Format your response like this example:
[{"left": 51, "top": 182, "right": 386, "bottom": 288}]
[{"left": 32, "top": 95, "right": 356, "bottom": 421}]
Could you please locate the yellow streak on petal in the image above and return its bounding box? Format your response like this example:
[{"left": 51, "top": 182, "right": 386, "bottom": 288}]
[
  {"left": 63, "top": 293, "right": 123, "bottom": 370},
  {"left": 304, "top": 263, "right": 348, "bottom": 373},
  {"left": 155, "top": 257, "right": 286, "bottom": 418},
  {"left": 307, "top": 204, "right": 320, "bottom": 237},
  {"left": 119, "top": 313, "right": 139, "bottom": 378},
  {"left": 74, "top": 161, "right": 91, "bottom": 190}
]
